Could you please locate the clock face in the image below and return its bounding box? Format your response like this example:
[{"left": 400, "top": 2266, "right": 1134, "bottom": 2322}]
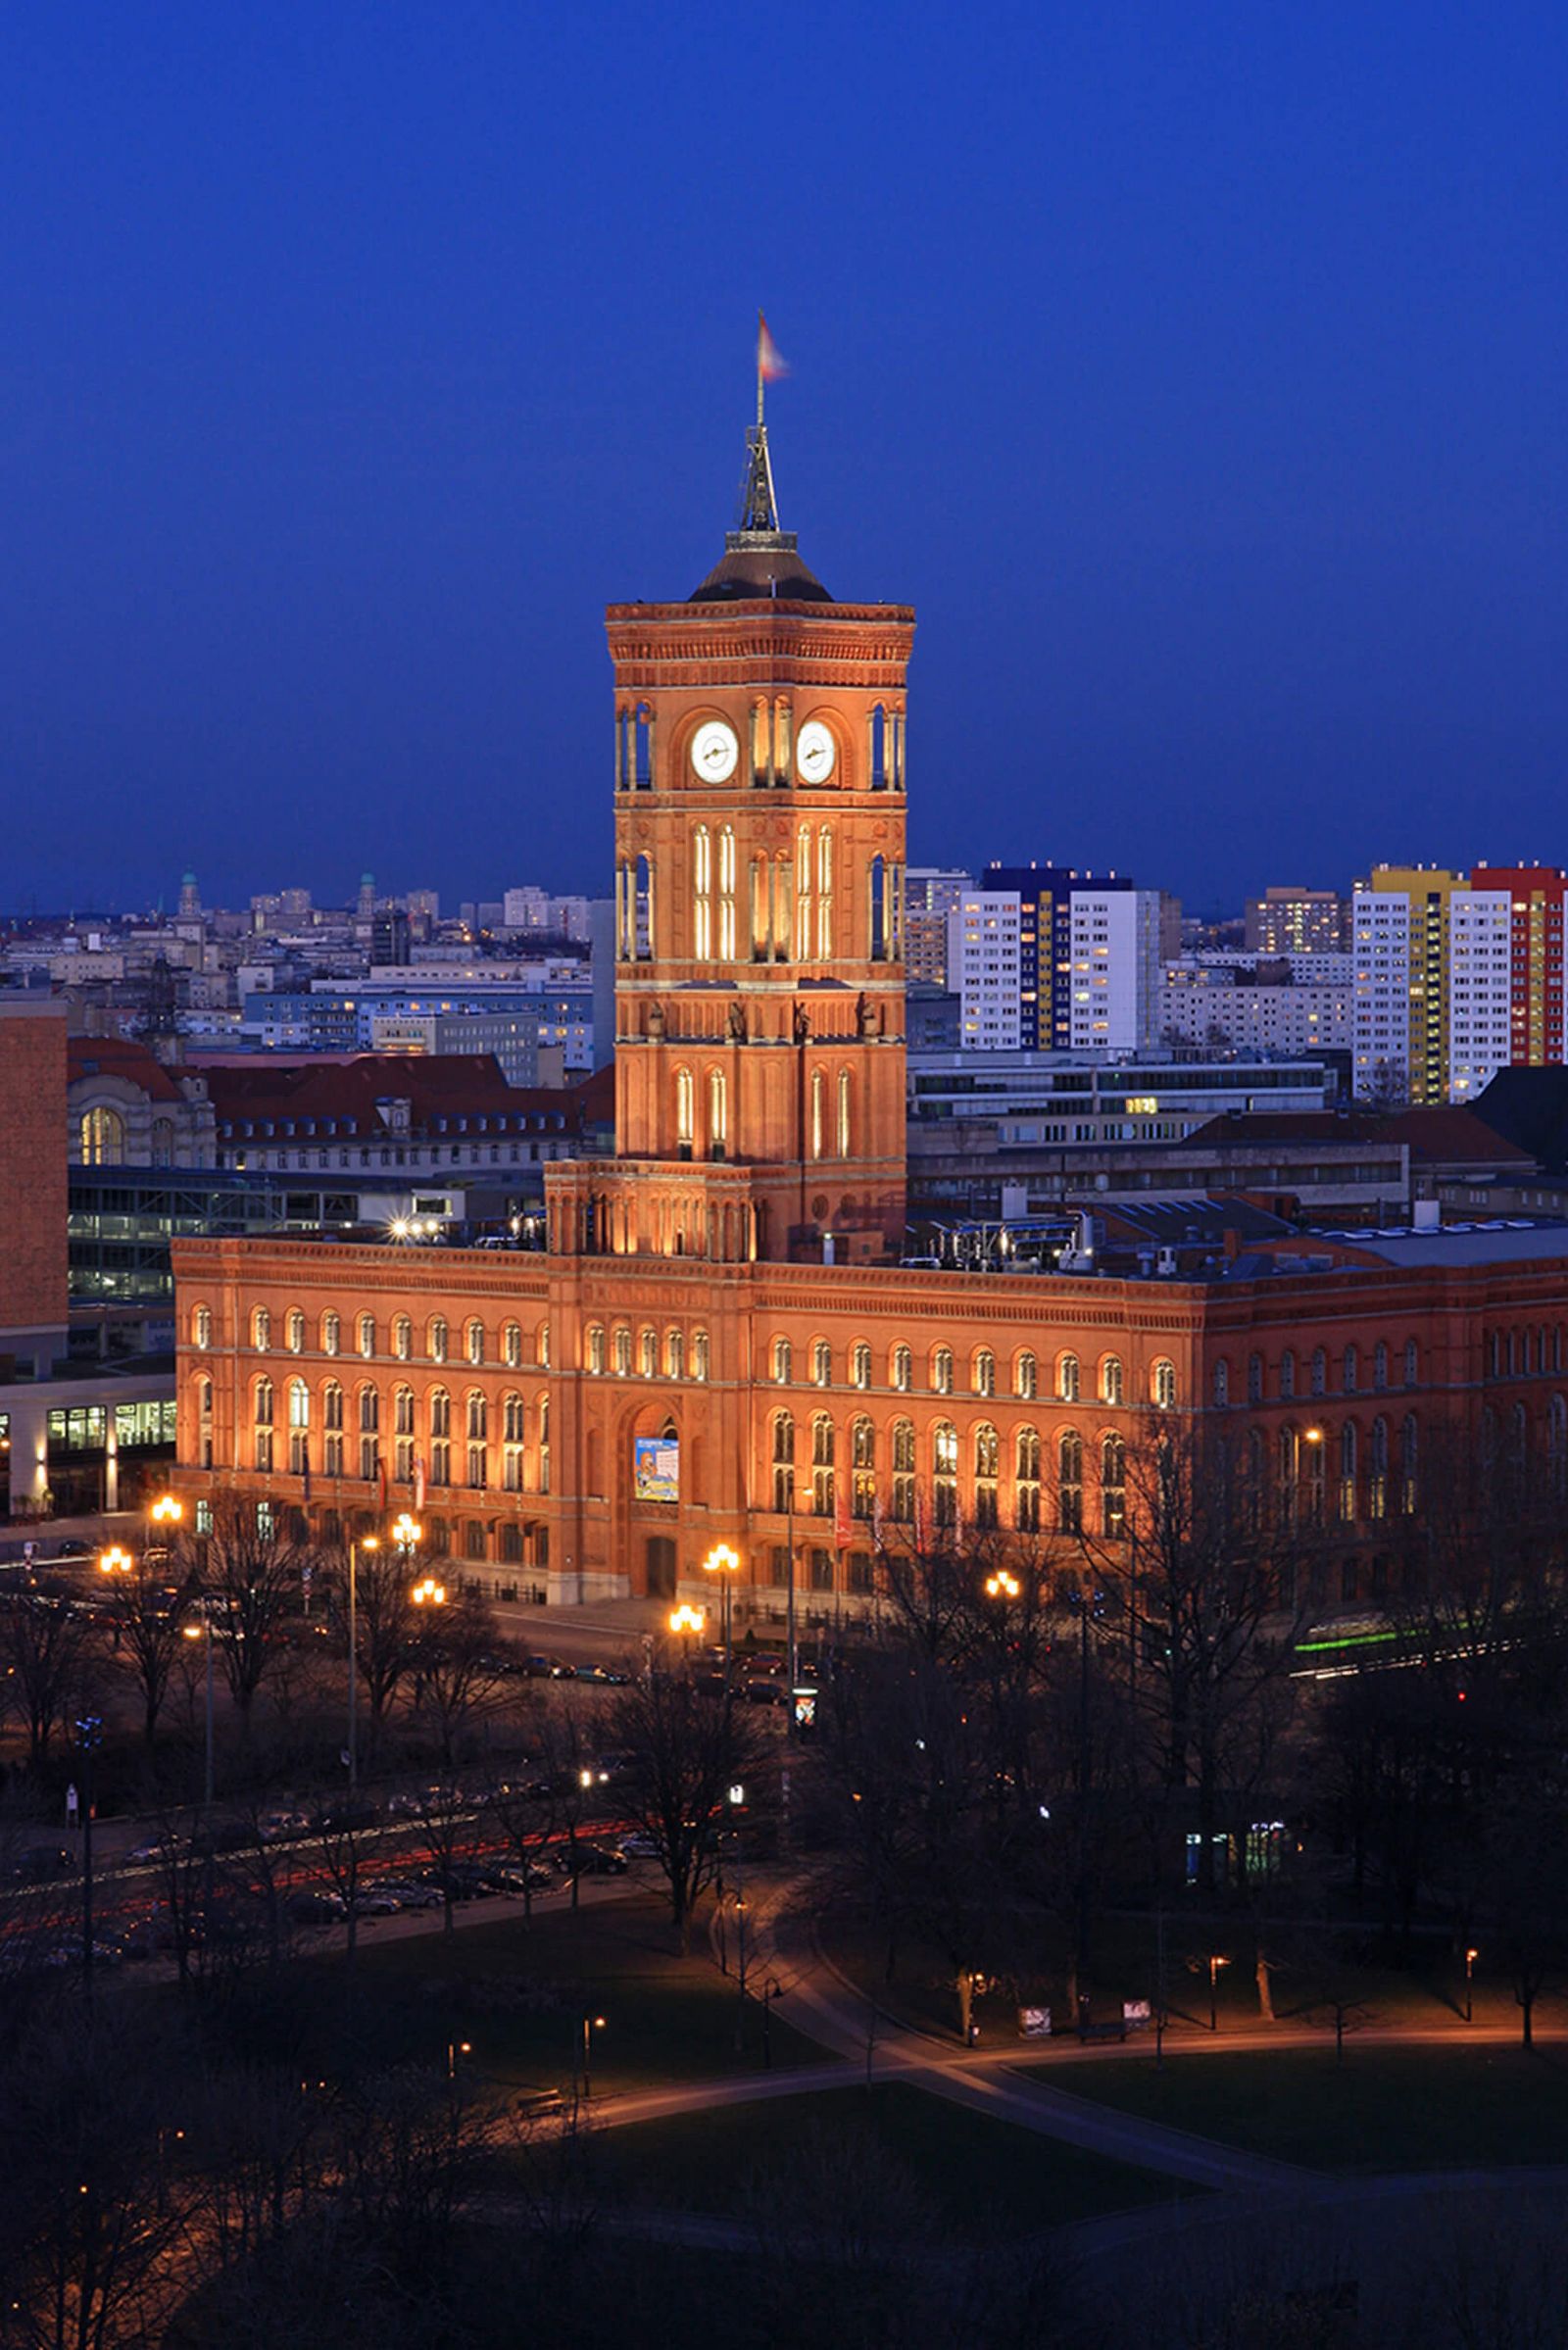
[
  {"left": 796, "top": 719, "right": 837, "bottom": 785},
  {"left": 690, "top": 719, "right": 740, "bottom": 782}
]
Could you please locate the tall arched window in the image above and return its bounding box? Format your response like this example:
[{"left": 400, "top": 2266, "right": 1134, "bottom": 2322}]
[
  {"left": 587, "top": 1324, "right": 606, "bottom": 1374},
  {"left": 1368, "top": 1416, "right": 1389, "bottom": 1518},
  {"left": 503, "top": 1321, "right": 522, "bottom": 1369},
  {"left": 253, "top": 1377, "right": 274, "bottom": 1473},
  {"left": 390, "top": 1385, "right": 412, "bottom": 1483},
  {"left": 466, "top": 1319, "right": 485, "bottom": 1366},
  {"left": 321, "top": 1310, "right": 340, "bottom": 1357},
  {"left": 1400, "top": 1414, "right": 1418, "bottom": 1510},
  {"left": 1403, "top": 1340, "right": 1419, "bottom": 1389},
  {"left": 1549, "top": 1394, "right": 1568, "bottom": 1496},
  {"left": 837, "top": 1070, "right": 852, "bottom": 1158},
  {"left": 429, "top": 1389, "right": 451, "bottom": 1488},
  {"left": 1057, "top": 1431, "right": 1083, "bottom": 1533},
  {"left": 357, "top": 1312, "right": 375, "bottom": 1359},
  {"left": 1310, "top": 1347, "right": 1327, "bottom": 1397},
  {"left": 852, "top": 1417, "right": 875, "bottom": 1519},
  {"left": 287, "top": 1379, "right": 310, "bottom": 1476},
  {"left": 709, "top": 1069, "right": 728, "bottom": 1155},
  {"left": 972, "top": 1348, "right": 996, "bottom": 1398},
  {"left": 816, "top": 827, "right": 834, "bottom": 956},
  {"left": 285, "top": 1309, "right": 305, "bottom": 1354},
  {"left": 771, "top": 1338, "right": 793, "bottom": 1385},
  {"left": 1152, "top": 1359, "right": 1176, "bottom": 1410},
  {"left": 891, "top": 1421, "right": 915, "bottom": 1521},
  {"left": 192, "top": 1304, "right": 212, "bottom": 1351},
  {"left": 79, "top": 1107, "right": 125, "bottom": 1165},
  {"left": 1016, "top": 1428, "right": 1041, "bottom": 1531},
  {"left": 810, "top": 1069, "right": 826, "bottom": 1160},
  {"left": 639, "top": 1327, "right": 658, "bottom": 1378},
  {"left": 665, "top": 1328, "right": 685, "bottom": 1380},
  {"left": 891, "top": 1344, "right": 912, "bottom": 1393},
  {"left": 252, "top": 1306, "right": 271, "bottom": 1352},
  {"left": 502, "top": 1394, "right": 524, "bottom": 1492},
  {"left": 931, "top": 1346, "right": 954, "bottom": 1395},
  {"left": 393, "top": 1315, "right": 412, "bottom": 1362},
  {"left": 675, "top": 1067, "right": 695, "bottom": 1151},
  {"left": 1249, "top": 1352, "right": 1264, "bottom": 1404},
  {"left": 1014, "top": 1351, "right": 1037, "bottom": 1401},
  {"left": 795, "top": 825, "right": 813, "bottom": 959},
  {"left": 772, "top": 1412, "right": 795, "bottom": 1512},
  {"left": 196, "top": 1376, "right": 215, "bottom": 1469},
  {"left": 811, "top": 1341, "right": 832, "bottom": 1388},
  {"left": 537, "top": 1395, "right": 551, "bottom": 1493},
  {"left": 1280, "top": 1350, "right": 1297, "bottom": 1399},
  {"left": 427, "top": 1317, "right": 447, "bottom": 1364},
  {"left": 718, "top": 825, "right": 737, "bottom": 959},
  {"left": 693, "top": 824, "right": 712, "bottom": 959},
  {"left": 932, "top": 1422, "right": 957, "bottom": 1527},
  {"left": 1213, "top": 1359, "right": 1230, "bottom": 1407},
  {"left": 851, "top": 1341, "right": 871, "bottom": 1390},
  {"left": 973, "top": 1424, "right": 1000, "bottom": 1528},
  {"left": 811, "top": 1415, "right": 836, "bottom": 1517},
  {"left": 1101, "top": 1434, "right": 1127, "bottom": 1536},
  {"left": 1339, "top": 1422, "right": 1358, "bottom": 1521},
  {"left": 1057, "top": 1352, "right": 1080, "bottom": 1403},
  {"left": 1373, "top": 1342, "right": 1389, "bottom": 1391},
  {"left": 1343, "top": 1346, "right": 1359, "bottom": 1395},
  {"left": 1100, "top": 1356, "right": 1124, "bottom": 1407},
  {"left": 692, "top": 1330, "right": 710, "bottom": 1381},
  {"left": 612, "top": 1325, "right": 631, "bottom": 1377}
]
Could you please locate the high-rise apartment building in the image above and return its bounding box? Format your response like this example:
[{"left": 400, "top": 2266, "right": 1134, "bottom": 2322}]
[
  {"left": 1066, "top": 887, "right": 1166, "bottom": 1052},
  {"left": 950, "top": 868, "right": 1170, "bottom": 1054},
  {"left": 1352, "top": 867, "right": 1466, "bottom": 1104},
  {"left": 904, "top": 868, "right": 971, "bottom": 987},
  {"left": 1246, "top": 885, "right": 1347, "bottom": 955}
]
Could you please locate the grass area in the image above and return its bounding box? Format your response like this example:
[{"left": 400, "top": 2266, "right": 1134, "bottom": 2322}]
[
  {"left": 304, "top": 1889, "right": 829, "bottom": 2095},
  {"left": 590, "top": 2082, "right": 1190, "bottom": 2238},
  {"left": 1023, "top": 2045, "right": 1568, "bottom": 2172}
]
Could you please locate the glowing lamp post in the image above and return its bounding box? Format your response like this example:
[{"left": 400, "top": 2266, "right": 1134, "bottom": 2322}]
[
  {"left": 412, "top": 1575, "right": 447, "bottom": 1608},
  {"left": 98, "top": 1545, "right": 133, "bottom": 1579},
  {"left": 1207, "top": 1951, "right": 1230, "bottom": 2032},
  {"left": 1465, "top": 1944, "right": 1479, "bottom": 2025},
  {"left": 984, "top": 1570, "right": 1021, "bottom": 1603},
  {"left": 668, "top": 1601, "right": 706, "bottom": 1669},
  {"left": 702, "top": 1542, "right": 742, "bottom": 1688}
]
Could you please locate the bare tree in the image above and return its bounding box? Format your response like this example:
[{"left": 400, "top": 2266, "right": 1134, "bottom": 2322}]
[
  {"left": 0, "top": 1590, "right": 94, "bottom": 1768},
  {"left": 101, "top": 1544, "right": 203, "bottom": 1747},
  {"left": 411, "top": 1590, "right": 508, "bottom": 1767},
  {"left": 598, "top": 1661, "right": 760, "bottom": 1950},
  {"left": 183, "top": 1497, "right": 314, "bottom": 1742}
]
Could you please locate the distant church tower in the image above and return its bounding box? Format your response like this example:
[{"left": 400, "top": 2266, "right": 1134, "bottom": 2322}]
[
  {"left": 550, "top": 366, "right": 913, "bottom": 1265},
  {"left": 178, "top": 870, "right": 201, "bottom": 920}
]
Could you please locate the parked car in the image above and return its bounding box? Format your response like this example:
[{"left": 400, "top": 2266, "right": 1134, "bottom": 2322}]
[
  {"left": 617, "top": 1834, "right": 661, "bottom": 1859},
  {"left": 554, "top": 1843, "right": 629, "bottom": 1879},
  {"left": 365, "top": 1878, "right": 442, "bottom": 1911},
  {"left": 123, "top": 1834, "right": 185, "bottom": 1866},
  {"left": 258, "top": 1809, "right": 312, "bottom": 1844},
  {"left": 286, "top": 1888, "right": 347, "bottom": 1926},
  {"left": 348, "top": 1886, "right": 403, "bottom": 1917},
  {"left": 483, "top": 1861, "right": 555, "bottom": 1895},
  {"left": 575, "top": 1663, "right": 632, "bottom": 1687}
]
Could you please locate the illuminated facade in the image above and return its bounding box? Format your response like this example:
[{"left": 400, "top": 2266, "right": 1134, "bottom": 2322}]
[{"left": 172, "top": 416, "right": 1568, "bottom": 1612}]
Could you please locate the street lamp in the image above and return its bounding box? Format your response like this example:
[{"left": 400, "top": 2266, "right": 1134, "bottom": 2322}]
[
  {"left": 150, "top": 1494, "right": 183, "bottom": 1529},
  {"left": 702, "top": 1542, "right": 742, "bottom": 1687},
  {"left": 391, "top": 1513, "right": 422, "bottom": 1553},
  {"left": 181, "top": 1613, "right": 216, "bottom": 1806},
  {"left": 1465, "top": 1944, "right": 1479, "bottom": 2025},
  {"left": 984, "top": 1570, "right": 1021, "bottom": 1602},
  {"left": 98, "top": 1545, "right": 133, "bottom": 1579},
  {"left": 346, "top": 1533, "right": 378, "bottom": 1789},
  {"left": 412, "top": 1576, "right": 447, "bottom": 1608},
  {"left": 1207, "top": 1951, "right": 1230, "bottom": 2032},
  {"left": 579, "top": 2013, "right": 607, "bottom": 2100},
  {"left": 668, "top": 1602, "right": 706, "bottom": 1665}
]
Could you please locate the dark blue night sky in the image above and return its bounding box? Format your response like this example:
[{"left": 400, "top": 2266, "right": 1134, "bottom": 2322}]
[{"left": 4, "top": 4, "right": 1565, "bottom": 915}]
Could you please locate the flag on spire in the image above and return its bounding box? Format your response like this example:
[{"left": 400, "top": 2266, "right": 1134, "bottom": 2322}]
[{"left": 758, "top": 313, "right": 789, "bottom": 382}]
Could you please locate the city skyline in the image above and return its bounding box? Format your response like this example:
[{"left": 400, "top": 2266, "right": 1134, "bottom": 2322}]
[{"left": 6, "top": 5, "right": 1567, "bottom": 914}]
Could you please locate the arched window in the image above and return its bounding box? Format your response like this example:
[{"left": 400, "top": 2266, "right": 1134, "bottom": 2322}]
[
  {"left": 466, "top": 1392, "right": 487, "bottom": 1443},
  {"left": 972, "top": 1348, "right": 996, "bottom": 1398},
  {"left": 795, "top": 824, "right": 813, "bottom": 959},
  {"left": 503, "top": 1321, "right": 522, "bottom": 1369},
  {"left": 611, "top": 1325, "right": 631, "bottom": 1377},
  {"left": 253, "top": 1377, "right": 274, "bottom": 1472},
  {"left": 851, "top": 1416, "right": 875, "bottom": 1519},
  {"left": 1248, "top": 1352, "right": 1264, "bottom": 1405},
  {"left": 891, "top": 1420, "right": 915, "bottom": 1521},
  {"left": 810, "top": 1069, "right": 826, "bottom": 1160},
  {"left": 427, "top": 1317, "right": 447, "bottom": 1364},
  {"left": 931, "top": 1346, "right": 954, "bottom": 1395},
  {"left": 1152, "top": 1359, "right": 1176, "bottom": 1410},
  {"left": 1373, "top": 1342, "right": 1389, "bottom": 1392},
  {"left": 891, "top": 1344, "right": 912, "bottom": 1393},
  {"left": 932, "top": 1422, "right": 957, "bottom": 1527},
  {"left": 287, "top": 1379, "right": 310, "bottom": 1475},
  {"left": 693, "top": 823, "right": 712, "bottom": 960},
  {"left": 837, "top": 1069, "right": 852, "bottom": 1158},
  {"left": 1343, "top": 1346, "right": 1358, "bottom": 1395},
  {"left": 1212, "top": 1358, "right": 1229, "bottom": 1407},
  {"left": 1368, "top": 1416, "right": 1389, "bottom": 1519},
  {"left": 1399, "top": 1413, "right": 1418, "bottom": 1509},
  {"left": 79, "top": 1107, "right": 125, "bottom": 1165},
  {"left": 1014, "top": 1350, "right": 1037, "bottom": 1401},
  {"left": 1310, "top": 1348, "right": 1327, "bottom": 1397},
  {"left": 429, "top": 1389, "right": 451, "bottom": 1488},
  {"left": 851, "top": 1341, "right": 871, "bottom": 1390},
  {"left": 973, "top": 1423, "right": 1000, "bottom": 1528},
  {"left": 811, "top": 1340, "right": 832, "bottom": 1388},
  {"left": 665, "top": 1328, "right": 685, "bottom": 1380},
  {"left": 320, "top": 1310, "right": 340, "bottom": 1357},
  {"left": 1280, "top": 1349, "right": 1297, "bottom": 1400},
  {"left": 709, "top": 1069, "right": 728, "bottom": 1155},
  {"left": 1101, "top": 1435, "right": 1127, "bottom": 1536},
  {"left": 1403, "top": 1339, "right": 1419, "bottom": 1389},
  {"left": 466, "top": 1392, "right": 488, "bottom": 1489},
  {"left": 1016, "top": 1427, "right": 1041, "bottom": 1531},
  {"left": 771, "top": 1338, "right": 793, "bottom": 1385},
  {"left": 393, "top": 1315, "right": 412, "bottom": 1361},
  {"left": 195, "top": 1375, "right": 214, "bottom": 1468},
  {"left": 358, "top": 1312, "right": 375, "bottom": 1358},
  {"left": 1057, "top": 1431, "right": 1083, "bottom": 1534},
  {"left": 537, "top": 1323, "right": 551, "bottom": 1370},
  {"left": 675, "top": 1067, "right": 695, "bottom": 1151},
  {"left": 692, "top": 1330, "right": 710, "bottom": 1382},
  {"left": 502, "top": 1394, "right": 524, "bottom": 1492},
  {"left": 816, "top": 825, "right": 834, "bottom": 957},
  {"left": 639, "top": 1327, "right": 658, "bottom": 1378},
  {"left": 466, "top": 1319, "right": 485, "bottom": 1367},
  {"left": 811, "top": 1415, "right": 835, "bottom": 1517},
  {"left": 1057, "top": 1352, "right": 1080, "bottom": 1403},
  {"left": 772, "top": 1412, "right": 795, "bottom": 1512},
  {"left": 390, "top": 1384, "right": 412, "bottom": 1483},
  {"left": 285, "top": 1309, "right": 304, "bottom": 1354},
  {"left": 718, "top": 824, "right": 737, "bottom": 960},
  {"left": 192, "top": 1303, "right": 212, "bottom": 1351},
  {"left": 251, "top": 1305, "right": 271, "bottom": 1352},
  {"left": 537, "top": 1395, "right": 551, "bottom": 1493},
  {"left": 587, "top": 1324, "right": 606, "bottom": 1375},
  {"left": 1100, "top": 1356, "right": 1124, "bottom": 1407},
  {"left": 1339, "top": 1422, "right": 1358, "bottom": 1521}
]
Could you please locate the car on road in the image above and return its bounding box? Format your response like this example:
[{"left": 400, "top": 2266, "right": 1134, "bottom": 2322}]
[
  {"left": 123, "top": 1834, "right": 185, "bottom": 1866},
  {"left": 258, "top": 1809, "right": 312, "bottom": 1844},
  {"left": 525, "top": 1654, "right": 574, "bottom": 1679},
  {"left": 574, "top": 1663, "right": 632, "bottom": 1687}
]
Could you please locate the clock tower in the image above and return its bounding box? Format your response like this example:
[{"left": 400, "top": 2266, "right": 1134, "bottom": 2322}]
[{"left": 556, "top": 400, "right": 914, "bottom": 1265}]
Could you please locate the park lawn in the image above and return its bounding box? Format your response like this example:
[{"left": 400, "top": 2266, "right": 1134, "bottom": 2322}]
[
  {"left": 324, "top": 1889, "right": 828, "bottom": 2095},
  {"left": 589, "top": 2082, "right": 1192, "bottom": 2238},
  {"left": 1017, "top": 2044, "right": 1568, "bottom": 2172}
]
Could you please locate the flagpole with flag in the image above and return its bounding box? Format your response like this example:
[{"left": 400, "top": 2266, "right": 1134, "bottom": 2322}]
[{"left": 757, "top": 311, "right": 788, "bottom": 427}]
